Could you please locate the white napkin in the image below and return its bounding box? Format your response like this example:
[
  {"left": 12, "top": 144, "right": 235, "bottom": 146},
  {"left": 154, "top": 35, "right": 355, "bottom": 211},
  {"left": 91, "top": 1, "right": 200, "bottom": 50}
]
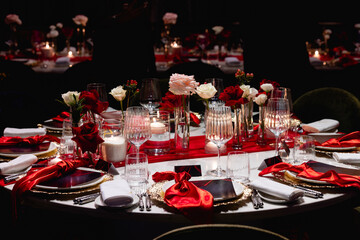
[
  {"left": 249, "top": 177, "right": 304, "bottom": 201},
  {"left": 3, "top": 127, "right": 46, "bottom": 138},
  {"left": 225, "top": 57, "right": 241, "bottom": 66},
  {"left": 302, "top": 119, "right": 339, "bottom": 133},
  {"left": 0, "top": 154, "right": 38, "bottom": 175},
  {"left": 100, "top": 179, "right": 133, "bottom": 206},
  {"left": 55, "top": 56, "right": 70, "bottom": 65},
  {"left": 333, "top": 152, "right": 360, "bottom": 164}
]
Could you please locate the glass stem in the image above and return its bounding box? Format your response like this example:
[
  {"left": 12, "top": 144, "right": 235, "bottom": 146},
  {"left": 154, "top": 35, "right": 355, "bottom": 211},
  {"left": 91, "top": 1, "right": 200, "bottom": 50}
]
[
  {"left": 274, "top": 134, "right": 280, "bottom": 156},
  {"left": 216, "top": 146, "right": 221, "bottom": 177}
]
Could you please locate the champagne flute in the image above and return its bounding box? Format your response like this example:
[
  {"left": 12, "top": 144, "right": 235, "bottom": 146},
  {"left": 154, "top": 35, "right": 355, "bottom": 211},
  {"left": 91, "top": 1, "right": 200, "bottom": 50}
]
[
  {"left": 124, "top": 106, "right": 152, "bottom": 156},
  {"left": 264, "top": 98, "right": 291, "bottom": 156},
  {"left": 139, "top": 78, "right": 161, "bottom": 114},
  {"left": 205, "top": 106, "right": 233, "bottom": 177}
]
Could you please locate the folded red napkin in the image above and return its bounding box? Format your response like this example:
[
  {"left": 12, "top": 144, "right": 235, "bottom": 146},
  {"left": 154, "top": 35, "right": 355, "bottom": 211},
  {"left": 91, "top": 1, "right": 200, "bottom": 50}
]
[
  {"left": 319, "top": 131, "right": 360, "bottom": 148},
  {"left": 152, "top": 171, "right": 213, "bottom": 223},
  {"left": 0, "top": 135, "right": 60, "bottom": 147},
  {"left": 52, "top": 111, "right": 70, "bottom": 122},
  {"left": 259, "top": 161, "right": 360, "bottom": 189}
]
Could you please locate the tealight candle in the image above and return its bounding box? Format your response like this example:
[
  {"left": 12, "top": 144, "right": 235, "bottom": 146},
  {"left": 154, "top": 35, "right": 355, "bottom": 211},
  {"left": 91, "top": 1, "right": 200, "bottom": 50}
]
[
  {"left": 68, "top": 50, "right": 74, "bottom": 58},
  {"left": 313, "top": 50, "right": 320, "bottom": 59},
  {"left": 150, "top": 121, "right": 166, "bottom": 135},
  {"left": 101, "top": 135, "right": 127, "bottom": 163},
  {"left": 171, "top": 41, "right": 182, "bottom": 57},
  {"left": 40, "top": 42, "right": 54, "bottom": 59}
]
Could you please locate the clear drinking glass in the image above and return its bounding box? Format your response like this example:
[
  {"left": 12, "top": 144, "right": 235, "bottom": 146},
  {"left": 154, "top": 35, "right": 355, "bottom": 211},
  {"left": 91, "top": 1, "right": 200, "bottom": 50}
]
[
  {"left": 205, "top": 106, "right": 233, "bottom": 177},
  {"left": 139, "top": 78, "right": 161, "bottom": 114},
  {"left": 293, "top": 135, "right": 315, "bottom": 165},
  {"left": 264, "top": 98, "right": 291, "bottom": 156},
  {"left": 125, "top": 152, "right": 149, "bottom": 190},
  {"left": 86, "top": 82, "right": 108, "bottom": 113},
  {"left": 59, "top": 118, "right": 74, "bottom": 157},
  {"left": 227, "top": 151, "right": 250, "bottom": 183},
  {"left": 124, "top": 106, "right": 152, "bottom": 155}
]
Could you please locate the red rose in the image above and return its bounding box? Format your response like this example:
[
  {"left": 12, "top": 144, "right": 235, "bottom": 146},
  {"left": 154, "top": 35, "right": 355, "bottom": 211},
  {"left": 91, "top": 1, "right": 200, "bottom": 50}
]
[
  {"left": 72, "top": 122, "right": 104, "bottom": 153},
  {"left": 80, "top": 90, "right": 109, "bottom": 115},
  {"left": 219, "top": 85, "right": 248, "bottom": 109},
  {"left": 159, "top": 91, "right": 182, "bottom": 113}
]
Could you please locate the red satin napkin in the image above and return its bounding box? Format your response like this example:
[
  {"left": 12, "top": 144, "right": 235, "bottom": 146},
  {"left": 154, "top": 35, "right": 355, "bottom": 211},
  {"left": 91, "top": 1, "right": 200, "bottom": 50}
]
[
  {"left": 320, "top": 131, "right": 360, "bottom": 148},
  {"left": 259, "top": 161, "right": 360, "bottom": 189},
  {"left": 52, "top": 111, "right": 70, "bottom": 122},
  {"left": 0, "top": 135, "right": 60, "bottom": 147},
  {"left": 152, "top": 171, "right": 213, "bottom": 223}
]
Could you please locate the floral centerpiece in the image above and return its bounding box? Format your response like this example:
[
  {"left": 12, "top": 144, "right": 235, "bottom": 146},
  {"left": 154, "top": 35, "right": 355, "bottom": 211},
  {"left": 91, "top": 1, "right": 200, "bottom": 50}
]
[
  {"left": 109, "top": 80, "right": 139, "bottom": 118},
  {"left": 168, "top": 73, "right": 199, "bottom": 152},
  {"left": 73, "top": 14, "right": 88, "bottom": 55},
  {"left": 219, "top": 70, "right": 255, "bottom": 149},
  {"left": 5, "top": 14, "right": 22, "bottom": 54},
  {"left": 254, "top": 79, "right": 279, "bottom": 145},
  {"left": 161, "top": 12, "right": 178, "bottom": 57},
  {"left": 60, "top": 91, "right": 83, "bottom": 126}
]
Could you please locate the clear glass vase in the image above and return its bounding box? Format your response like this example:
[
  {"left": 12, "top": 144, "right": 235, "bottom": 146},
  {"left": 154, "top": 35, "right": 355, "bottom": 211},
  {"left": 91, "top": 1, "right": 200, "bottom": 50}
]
[
  {"left": 256, "top": 105, "right": 267, "bottom": 146},
  {"left": 175, "top": 95, "right": 190, "bottom": 153},
  {"left": 232, "top": 104, "right": 249, "bottom": 150},
  {"left": 245, "top": 101, "right": 254, "bottom": 139}
]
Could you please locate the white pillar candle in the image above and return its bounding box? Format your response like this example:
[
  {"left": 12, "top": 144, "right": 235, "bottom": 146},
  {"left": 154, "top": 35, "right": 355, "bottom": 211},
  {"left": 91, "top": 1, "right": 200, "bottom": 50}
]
[
  {"left": 150, "top": 121, "right": 166, "bottom": 135},
  {"left": 101, "top": 136, "right": 127, "bottom": 163}
]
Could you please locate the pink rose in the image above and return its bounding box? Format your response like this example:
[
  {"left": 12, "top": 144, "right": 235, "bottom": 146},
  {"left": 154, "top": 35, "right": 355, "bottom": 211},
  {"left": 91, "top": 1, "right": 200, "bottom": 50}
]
[
  {"left": 169, "top": 73, "right": 199, "bottom": 95},
  {"left": 5, "top": 14, "right": 22, "bottom": 25},
  {"left": 73, "top": 15, "right": 88, "bottom": 26},
  {"left": 162, "top": 12, "right": 178, "bottom": 25}
]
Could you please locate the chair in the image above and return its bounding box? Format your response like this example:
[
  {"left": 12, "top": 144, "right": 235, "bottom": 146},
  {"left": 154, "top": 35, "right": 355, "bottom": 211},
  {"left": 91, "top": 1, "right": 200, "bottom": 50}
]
[
  {"left": 0, "top": 60, "right": 43, "bottom": 132},
  {"left": 293, "top": 87, "right": 360, "bottom": 133},
  {"left": 153, "top": 224, "right": 289, "bottom": 240}
]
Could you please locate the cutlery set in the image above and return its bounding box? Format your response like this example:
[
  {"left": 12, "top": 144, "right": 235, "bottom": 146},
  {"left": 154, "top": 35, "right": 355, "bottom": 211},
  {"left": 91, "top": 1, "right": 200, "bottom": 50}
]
[
  {"left": 138, "top": 193, "right": 151, "bottom": 211},
  {"left": 251, "top": 189, "right": 264, "bottom": 209}
]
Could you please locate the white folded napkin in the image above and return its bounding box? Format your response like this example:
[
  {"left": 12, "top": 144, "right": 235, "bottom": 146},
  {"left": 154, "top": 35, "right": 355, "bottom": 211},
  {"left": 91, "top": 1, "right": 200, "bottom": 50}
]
[
  {"left": 3, "top": 127, "right": 46, "bottom": 138},
  {"left": 100, "top": 179, "right": 133, "bottom": 206},
  {"left": 249, "top": 177, "right": 304, "bottom": 201},
  {"left": 0, "top": 154, "right": 38, "bottom": 175},
  {"left": 225, "top": 57, "right": 241, "bottom": 66},
  {"left": 333, "top": 152, "right": 360, "bottom": 164},
  {"left": 55, "top": 56, "right": 70, "bottom": 65},
  {"left": 302, "top": 119, "right": 339, "bottom": 133}
]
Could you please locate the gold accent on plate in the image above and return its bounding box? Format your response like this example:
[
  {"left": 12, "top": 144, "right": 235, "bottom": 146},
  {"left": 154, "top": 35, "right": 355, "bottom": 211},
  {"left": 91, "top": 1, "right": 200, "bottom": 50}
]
[
  {"left": 273, "top": 171, "right": 337, "bottom": 189},
  {"left": 147, "top": 180, "right": 252, "bottom": 208},
  {"left": 30, "top": 174, "right": 113, "bottom": 197}
]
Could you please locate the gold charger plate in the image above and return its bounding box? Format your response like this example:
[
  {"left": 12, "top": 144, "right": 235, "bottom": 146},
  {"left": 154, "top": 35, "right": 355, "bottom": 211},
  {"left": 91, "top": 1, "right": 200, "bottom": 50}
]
[{"left": 147, "top": 180, "right": 252, "bottom": 207}]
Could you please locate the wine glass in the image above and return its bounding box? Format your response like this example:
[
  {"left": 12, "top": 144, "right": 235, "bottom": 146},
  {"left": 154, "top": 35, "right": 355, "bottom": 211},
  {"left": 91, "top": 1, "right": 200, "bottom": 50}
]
[
  {"left": 87, "top": 82, "right": 109, "bottom": 113},
  {"left": 139, "top": 78, "right": 161, "bottom": 113},
  {"left": 205, "top": 106, "right": 233, "bottom": 177},
  {"left": 271, "top": 87, "right": 293, "bottom": 114},
  {"left": 264, "top": 98, "right": 291, "bottom": 156},
  {"left": 124, "top": 106, "right": 152, "bottom": 156}
]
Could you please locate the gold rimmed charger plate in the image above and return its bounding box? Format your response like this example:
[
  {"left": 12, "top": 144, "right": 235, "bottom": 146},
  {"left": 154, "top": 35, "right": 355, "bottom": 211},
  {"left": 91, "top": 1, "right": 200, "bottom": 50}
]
[
  {"left": 272, "top": 172, "right": 337, "bottom": 189},
  {"left": 147, "top": 180, "right": 252, "bottom": 207}
]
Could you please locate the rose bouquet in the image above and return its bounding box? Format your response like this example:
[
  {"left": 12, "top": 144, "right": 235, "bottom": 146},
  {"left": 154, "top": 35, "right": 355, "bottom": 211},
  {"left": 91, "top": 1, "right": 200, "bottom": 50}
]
[
  {"left": 196, "top": 83, "right": 217, "bottom": 111},
  {"left": 109, "top": 80, "right": 139, "bottom": 116}
]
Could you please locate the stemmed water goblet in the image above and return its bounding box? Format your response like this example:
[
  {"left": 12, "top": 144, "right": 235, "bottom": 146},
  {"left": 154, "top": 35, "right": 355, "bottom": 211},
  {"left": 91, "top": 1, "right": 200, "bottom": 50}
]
[
  {"left": 264, "top": 98, "right": 291, "bottom": 156},
  {"left": 124, "top": 106, "right": 152, "bottom": 157},
  {"left": 139, "top": 78, "right": 161, "bottom": 114},
  {"left": 205, "top": 106, "right": 233, "bottom": 177}
]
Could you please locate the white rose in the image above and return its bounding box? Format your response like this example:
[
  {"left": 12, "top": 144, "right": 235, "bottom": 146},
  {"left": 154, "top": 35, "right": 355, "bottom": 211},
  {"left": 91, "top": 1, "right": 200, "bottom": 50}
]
[
  {"left": 56, "top": 22, "right": 63, "bottom": 29},
  {"left": 260, "top": 83, "right": 274, "bottom": 93},
  {"left": 162, "top": 12, "right": 178, "bottom": 25},
  {"left": 196, "top": 83, "right": 217, "bottom": 99},
  {"left": 47, "top": 29, "right": 59, "bottom": 38},
  {"left": 255, "top": 94, "right": 268, "bottom": 106},
  {"left": 212, "top": 26, "right": 224, "bottom": 35},
  {"left": 5, "top": 14, "right": 22, "bottom": 25},
  {"left": 62, "top": 91, "right": 80, "bottom": 107},
  {"left": 110, "top": 86, "right": 127, "bottom": 101},
  {"left": 169, "top": 73, "right": 199, "bottom": 95},
  {"left": 73, "top": 15, "right": 88, "bottom": 26},
  {"left": 248, "top": 87, "right": 258, "bottom": 100}
]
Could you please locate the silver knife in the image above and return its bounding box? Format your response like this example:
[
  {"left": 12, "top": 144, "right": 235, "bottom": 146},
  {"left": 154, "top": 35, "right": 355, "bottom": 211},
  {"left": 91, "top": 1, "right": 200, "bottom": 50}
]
[
  {"left": 251, "top": 191, "right": 260, "bottom": 209},
  {"left": 253, "top": 189, "right": 264, "bottom": 208},
  {"left": 138, "top": 194, "right": 144, "bottom": 211}
]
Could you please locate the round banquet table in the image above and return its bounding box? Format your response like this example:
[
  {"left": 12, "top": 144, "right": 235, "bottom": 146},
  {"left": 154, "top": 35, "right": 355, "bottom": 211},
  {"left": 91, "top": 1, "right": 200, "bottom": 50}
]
[{"left": 2, "top": 149, "right": 360, "bottom": 239}]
